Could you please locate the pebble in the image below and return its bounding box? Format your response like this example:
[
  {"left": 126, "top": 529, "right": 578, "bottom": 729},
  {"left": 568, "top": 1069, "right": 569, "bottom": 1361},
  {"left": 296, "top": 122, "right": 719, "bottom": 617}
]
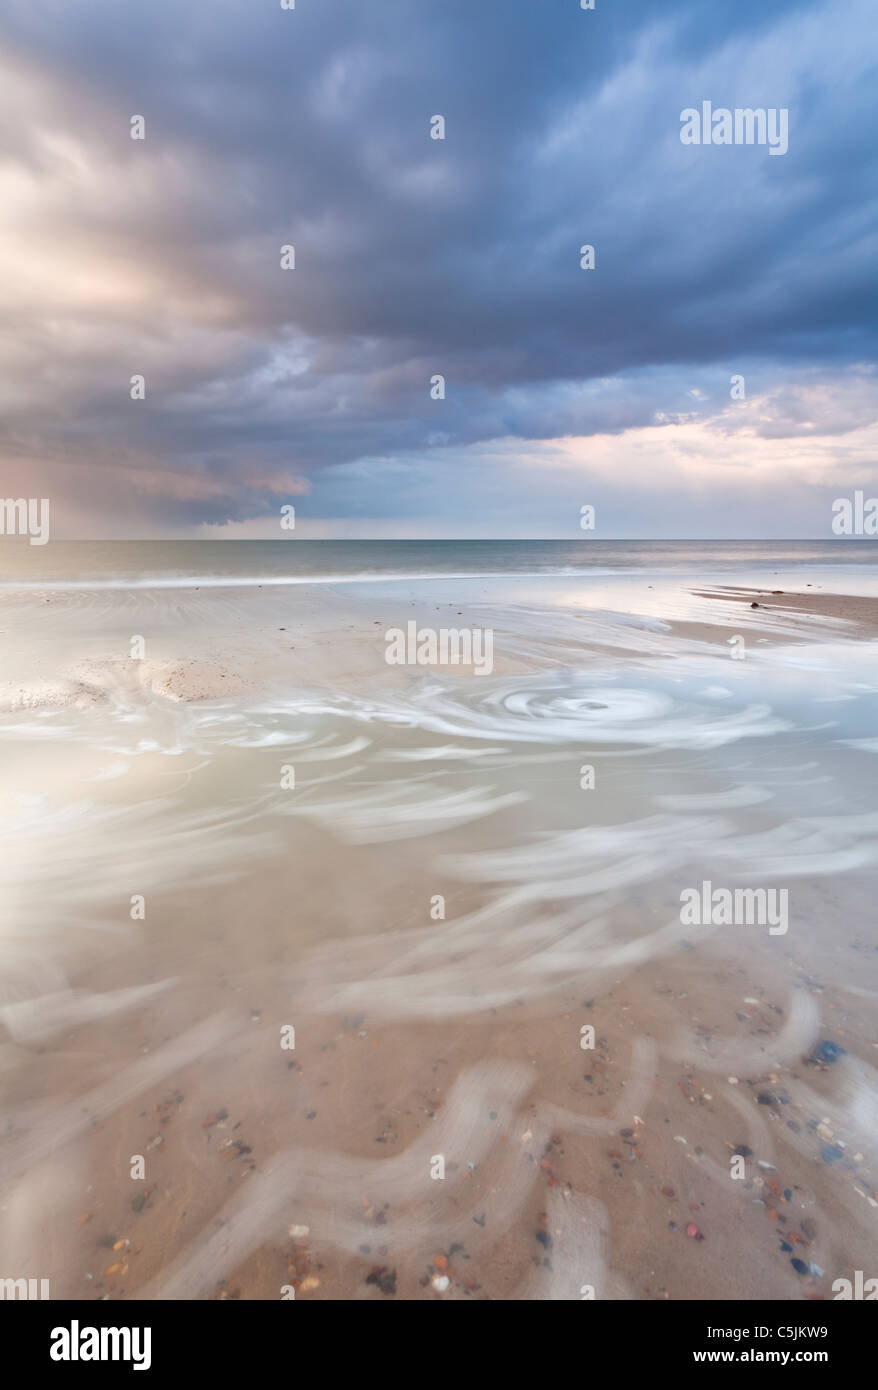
[
  {"left": 821, "top": 1145, "right": 844, "bottom": 1163},
  {"left": 365, "top": 1267, "right": 397, "bottom": 1296},
  {"left": 791, "top": 1258, "right": 809, "bottom": 1276},
  {"left": 811, "top": 1040, "right": 846, "bottom": 1065},
  {"left": 432, "top": 1275, "right": 450, "bottom": 1293}
]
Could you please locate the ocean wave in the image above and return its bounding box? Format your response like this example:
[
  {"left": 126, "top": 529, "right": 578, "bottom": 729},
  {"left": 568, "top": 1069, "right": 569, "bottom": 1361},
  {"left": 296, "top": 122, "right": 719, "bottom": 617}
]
[{"left": 0, "top": 567, "right": 614, "bottom": 592}]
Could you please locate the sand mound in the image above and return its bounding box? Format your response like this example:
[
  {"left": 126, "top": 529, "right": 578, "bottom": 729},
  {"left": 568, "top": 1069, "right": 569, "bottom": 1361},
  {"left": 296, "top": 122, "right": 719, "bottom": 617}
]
[
  {"left": 145, "top": 659, "right": 258, "bottom": 702},
  {"left": 0, "top": 679, "right": 110, "bottom": 713}
]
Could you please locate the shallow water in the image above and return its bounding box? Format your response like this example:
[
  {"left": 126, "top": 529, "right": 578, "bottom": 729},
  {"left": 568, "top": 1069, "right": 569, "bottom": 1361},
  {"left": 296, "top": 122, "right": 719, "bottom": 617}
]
[{"left": 1, "top": 541, "right": 877, "bottom": 1300}]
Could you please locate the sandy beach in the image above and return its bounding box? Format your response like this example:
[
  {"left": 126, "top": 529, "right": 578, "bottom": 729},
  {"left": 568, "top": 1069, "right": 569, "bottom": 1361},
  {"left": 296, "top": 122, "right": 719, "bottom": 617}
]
[
  {"left": 1, "top": 543, "right": 877, "bottom": 1301},
  {"left": 3, "top": 0, "right": 876, "bottom": 1339}
]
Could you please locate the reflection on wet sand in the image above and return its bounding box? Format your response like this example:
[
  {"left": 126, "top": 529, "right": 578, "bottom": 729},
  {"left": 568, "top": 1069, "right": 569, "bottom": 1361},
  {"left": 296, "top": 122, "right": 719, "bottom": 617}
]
[{"left": 1, "top": 559, "right": 877, "bottom": 1298}]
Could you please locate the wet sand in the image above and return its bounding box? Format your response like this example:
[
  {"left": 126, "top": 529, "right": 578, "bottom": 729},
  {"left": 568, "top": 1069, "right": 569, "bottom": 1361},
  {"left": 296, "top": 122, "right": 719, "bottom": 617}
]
[
  {"left": 1, "top": 572, "right": 877, "bottom": 1300},
  {"left": 691, "top": 586, "right": 878, "bottom": 633}
]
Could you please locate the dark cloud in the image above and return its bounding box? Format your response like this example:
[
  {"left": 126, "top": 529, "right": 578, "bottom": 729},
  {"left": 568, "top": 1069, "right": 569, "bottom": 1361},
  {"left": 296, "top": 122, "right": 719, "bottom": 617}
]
[{"left": 0, "top": 0, "right": 874, "bottom": 531}]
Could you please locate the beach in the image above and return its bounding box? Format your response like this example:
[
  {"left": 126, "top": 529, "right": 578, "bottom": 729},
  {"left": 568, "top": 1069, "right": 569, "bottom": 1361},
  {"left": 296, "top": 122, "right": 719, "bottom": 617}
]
[{"left": 1, "top": 540, "right": 877, "bottom": 1300}]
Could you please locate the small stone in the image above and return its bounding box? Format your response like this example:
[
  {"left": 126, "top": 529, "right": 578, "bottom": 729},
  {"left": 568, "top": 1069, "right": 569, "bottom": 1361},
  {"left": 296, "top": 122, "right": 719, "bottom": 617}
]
[
  {"left": 791, "top": 1258, "right": 809, "bottom": 1276},
  {"left": 365, "top": 1266, "right": 397, "bottom": 1296}
]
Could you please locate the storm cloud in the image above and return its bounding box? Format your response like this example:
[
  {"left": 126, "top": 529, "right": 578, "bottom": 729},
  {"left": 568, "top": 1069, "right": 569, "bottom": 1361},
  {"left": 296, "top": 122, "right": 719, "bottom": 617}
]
[{"left": 0, "top": 0, "right": 875, "bottom": 535}]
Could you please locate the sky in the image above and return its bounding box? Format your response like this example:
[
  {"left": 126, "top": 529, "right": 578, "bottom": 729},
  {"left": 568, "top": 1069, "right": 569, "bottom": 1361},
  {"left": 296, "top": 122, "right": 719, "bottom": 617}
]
[{"left": 0, "top": 0, "right": 875, "bottom": 539}]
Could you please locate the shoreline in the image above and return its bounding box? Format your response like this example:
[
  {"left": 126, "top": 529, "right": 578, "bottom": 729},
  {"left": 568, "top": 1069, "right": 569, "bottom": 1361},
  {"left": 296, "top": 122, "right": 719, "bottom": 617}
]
[
  {"left": 0, "top": 581, "right": 876, "bottom": 713},
  {"left": 1, "top": 563, "right": 877, "bottom": 1299}
]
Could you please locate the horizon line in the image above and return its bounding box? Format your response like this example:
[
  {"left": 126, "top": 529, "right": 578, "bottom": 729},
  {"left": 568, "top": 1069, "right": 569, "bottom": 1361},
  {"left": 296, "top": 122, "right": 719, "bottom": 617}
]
[{"left": 39, "top": 535, "right": 872, "bottom": 544}]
